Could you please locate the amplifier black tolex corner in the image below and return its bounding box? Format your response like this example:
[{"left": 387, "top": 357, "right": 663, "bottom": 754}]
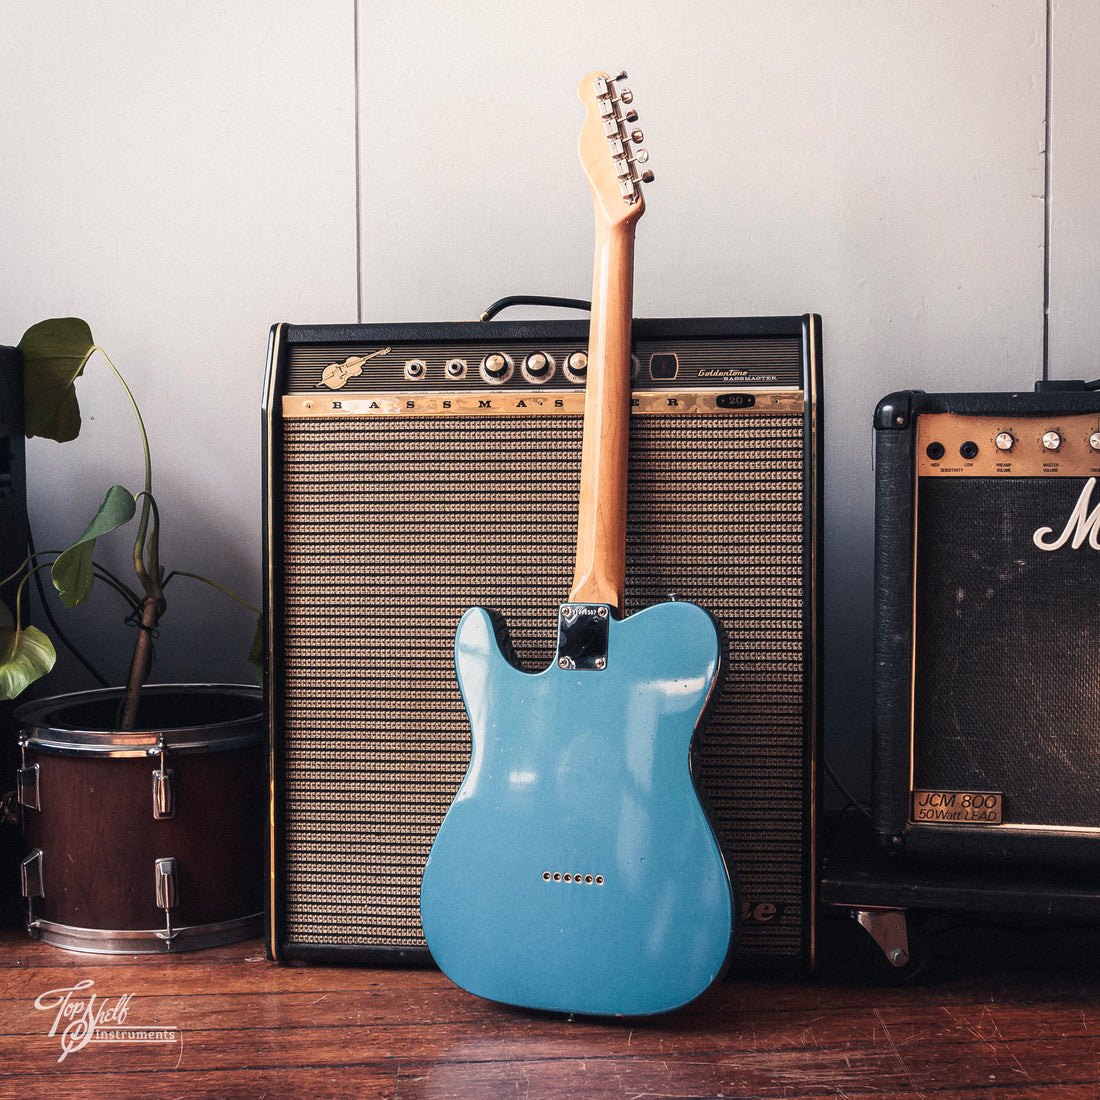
[
  {"left": 873, "top": 384, "right": 1100, "bottom": 867},
  {"left": 263, "top": 314, "right": 822, "bottom": 970}
]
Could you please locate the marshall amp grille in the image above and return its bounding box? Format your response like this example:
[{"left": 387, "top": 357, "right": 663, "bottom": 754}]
[
  {"left": 873, "top": 385, "right": 1100, "bottom": 866},
  {"left": 263, "top": 314, "right": 821, "bottom": 969}
]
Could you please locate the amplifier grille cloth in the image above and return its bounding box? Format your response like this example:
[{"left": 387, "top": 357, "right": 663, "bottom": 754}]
[
  {"left": 914, "top": 477, "right": 1100, "bottom": 828},
  {"left": 277, "top": 412, "right": 807, "bottom": 958}
]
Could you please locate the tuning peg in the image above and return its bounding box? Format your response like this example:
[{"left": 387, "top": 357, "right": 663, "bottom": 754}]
[
  {"left": 630, "top": 128, "right": 644, "bottom": 144},
  {"left": 619, "top": 88, "right": 633, "bottom": 104},
  {"left": 640, "top": 170, "right": 655, "bottom": 183},
  {"left": 635, "top": 149, "right": 649, "bottom": 164},
  {"left": 612, "top": 70, "right": 629, "bottom": 82}
]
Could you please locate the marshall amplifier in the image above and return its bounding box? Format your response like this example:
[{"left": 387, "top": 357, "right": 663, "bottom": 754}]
[
  {"left": 262, "top": 314, "right": 822, "bottom": 969},
  {"left": 873, "top": 384, "right": 1100, "bottom": 867}
]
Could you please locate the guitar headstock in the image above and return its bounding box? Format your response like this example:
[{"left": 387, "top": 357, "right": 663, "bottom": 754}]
[{"left": 578, "top": 70, "right": 652, "bottom": 224}]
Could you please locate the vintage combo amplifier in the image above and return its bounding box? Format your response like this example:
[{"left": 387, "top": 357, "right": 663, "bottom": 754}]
[
  {"left": 873, "top": 384, "right": 1100, "bottom": 866},
  {"left": 263, "top": 314, "right": 821, "bottom": 970}
]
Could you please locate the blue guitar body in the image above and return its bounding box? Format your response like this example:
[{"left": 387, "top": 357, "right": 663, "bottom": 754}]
[{"left": 419, "top": 599, "right": 737, "bottom": 1017}]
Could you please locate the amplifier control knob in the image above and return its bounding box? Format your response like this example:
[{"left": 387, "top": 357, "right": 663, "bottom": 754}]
[
  {"left": 480, "top": 353, "right": 514, "bottom": 384},
  {"left": 563, "top": 351, "right": 588, "bottom": 383},
  {"left": 994, "top": 432, "right": 1015, "bottom": 452},
  {"left": 521, "top": 351, "right": 556, "bottom": 383},
  {"left": 1089, "top": 432, "right": 1100, "bottom": 452},
  {"left": 1042, "top": 430, "right": 1062, "bottom": 452}
]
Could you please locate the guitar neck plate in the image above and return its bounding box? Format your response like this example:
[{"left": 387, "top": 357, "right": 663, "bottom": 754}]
[{"left": 555, "top": 604, "right": 610, "bottom": 671}]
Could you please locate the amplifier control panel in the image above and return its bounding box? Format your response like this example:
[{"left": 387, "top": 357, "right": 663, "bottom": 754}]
[
  {"left": 276, "top": 321, "right": 812, "bottom": 422},
  {"left": 918, "top": 411, "right": 1100, "bottom": 478},
  {"left": 278, "top": 320, "right": 808, "bottom": 395}
]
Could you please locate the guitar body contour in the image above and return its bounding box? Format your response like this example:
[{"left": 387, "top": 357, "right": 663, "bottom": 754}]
[{"left": 419, "top": 599, "right": 736, "bottom": 1017}]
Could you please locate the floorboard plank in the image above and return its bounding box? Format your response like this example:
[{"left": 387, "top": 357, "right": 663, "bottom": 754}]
[{"left": 3, "top": 921, "right": 1100, "bottom": 1099}]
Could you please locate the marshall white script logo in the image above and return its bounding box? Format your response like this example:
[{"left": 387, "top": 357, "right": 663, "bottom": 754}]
[
  {"left": 34, "top": 979, "right": 179, "bottom": 1063},
  {"left": 1033, "top": 477, "right": 1100, "bottom": 551}
]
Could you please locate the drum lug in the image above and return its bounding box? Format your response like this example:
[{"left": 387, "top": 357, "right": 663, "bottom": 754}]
[
  {"left": 16, "top": 764, "right": 40, "bottom": 811},
  {"left": 152, "top": 767, "right": 176, "bottom": 819},
  {"left": 21, "top": 849, "right": 44, "bottom": 899},
  {"left": 21, "top": 849, "right": 44, "bottom": 935},
  {"left": 155, "top": 857, "right": 180, "bottom": 947}
]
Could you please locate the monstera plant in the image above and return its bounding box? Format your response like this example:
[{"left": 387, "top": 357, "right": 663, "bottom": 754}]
[{"left": 0, "top": 318, "right": 260, "bottom": 727}]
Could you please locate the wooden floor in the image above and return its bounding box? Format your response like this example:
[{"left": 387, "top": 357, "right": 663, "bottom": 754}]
[{"left": 2, "top": 915, "right": 1100, "bottom": 1099}]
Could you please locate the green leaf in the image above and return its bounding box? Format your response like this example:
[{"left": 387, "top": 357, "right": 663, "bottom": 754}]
[
  {"left": 0, "top": 602, "right": 57, "bottom": 700},
  {"left": 18, "top": 317, "right": 95, "bottom": 442},
  {"left": 51, "top": 484, "right": 137, "bottom": 607}
]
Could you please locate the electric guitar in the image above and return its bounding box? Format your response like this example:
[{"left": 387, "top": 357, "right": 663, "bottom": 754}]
[{"left": 419, "top": 70, "right": 737, "bottom": 1017}]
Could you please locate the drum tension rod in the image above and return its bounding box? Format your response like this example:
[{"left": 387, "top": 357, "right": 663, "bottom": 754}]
[
  {"left": 150, "top": 735, "right": 181, "bottom": 947},
  {"left": 21, "top": 849, "right": 45, "bottom": 935},
  {"left": 155, "top": 857, "right": 180, "bottom": 947},
  {"left": 16, "top": 738, "right": 40, "bottom": 812},
  {"left": 151, "top": 736, "right": 176, "bottom": 820},
  {"left": 16, "top": 739, "right": 45, "bottom": 936}
]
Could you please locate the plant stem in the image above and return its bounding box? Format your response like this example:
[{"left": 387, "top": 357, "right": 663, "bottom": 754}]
[
  {"left": 119, "top": 595, "right": 159, "bottom": 730},
  {"left": 2, "top": 551, "right": 59, "bottom": 590},
  {"left": 163, "top": 570, "right": 261, "bottom": 614},
  {"left": 92, "top": 345, "right": 163, "bottom": 728},
  {"left": 91, "top": 564, "right": 143, "bottom": 610},
  {"left": 5, "top": 560, "right": 58, "bottom": 649},
  {"left": 92, "top": 346, "right": 162, "bottom": 607}
]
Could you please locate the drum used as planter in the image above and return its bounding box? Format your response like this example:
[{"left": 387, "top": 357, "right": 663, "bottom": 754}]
[{"left": 15, "top": 683, "right": 264, "bottom": 954}]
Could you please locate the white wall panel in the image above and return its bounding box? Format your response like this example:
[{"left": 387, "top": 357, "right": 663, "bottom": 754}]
[
  {"left": 0, "top": 2, "right": 358, "bottom": 689},
  {"left": 1047, "top": 1, "right": 1100, "bottom": 380}
]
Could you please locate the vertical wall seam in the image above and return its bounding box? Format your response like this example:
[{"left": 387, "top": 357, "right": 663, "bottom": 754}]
[
  {"left": 1042, "top": 0, "right": 1053, "bottom": 378},
  {"left": 354, "top": 0, "right": 364, "bottom": 323}
]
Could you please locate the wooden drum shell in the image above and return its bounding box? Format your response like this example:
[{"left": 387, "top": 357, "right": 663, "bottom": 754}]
[{"left": 17, "top": 684, "right": 264, "bottom": 954}]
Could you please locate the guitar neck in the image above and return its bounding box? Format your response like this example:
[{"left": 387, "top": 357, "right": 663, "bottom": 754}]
[
  {"left": 569, "top": 69, "right": 649, "bottom": 617},
  {"left": 568, "top": 215, "right": 637, "bottom": 615}
]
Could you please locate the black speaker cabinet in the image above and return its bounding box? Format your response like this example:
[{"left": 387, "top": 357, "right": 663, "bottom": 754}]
[
  {"left": 873, "top": 385, "right": 1100, "bottom": 867},
  {"left": 263, "top": 314, "right": 822, "bottom": 970},
  {"left": 0, "top": 344, "right": 26, "bottom": 588},
  {"left": 1, "top": 342, "right": 28, "bottom": 928}
]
